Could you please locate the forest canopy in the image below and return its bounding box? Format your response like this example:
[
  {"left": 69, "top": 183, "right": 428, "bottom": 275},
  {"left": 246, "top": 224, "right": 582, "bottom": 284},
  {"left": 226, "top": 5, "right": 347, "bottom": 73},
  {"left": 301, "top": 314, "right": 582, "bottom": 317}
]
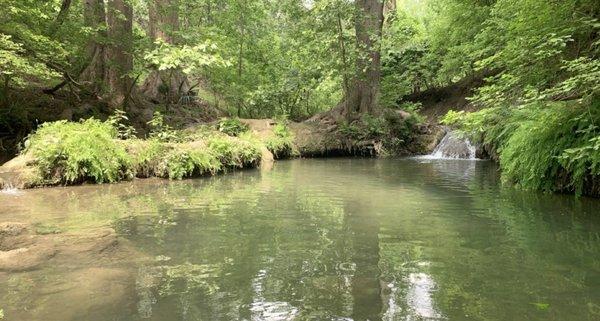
[{"left": 1, "top": 0, "right": 597, "bottom": 117}]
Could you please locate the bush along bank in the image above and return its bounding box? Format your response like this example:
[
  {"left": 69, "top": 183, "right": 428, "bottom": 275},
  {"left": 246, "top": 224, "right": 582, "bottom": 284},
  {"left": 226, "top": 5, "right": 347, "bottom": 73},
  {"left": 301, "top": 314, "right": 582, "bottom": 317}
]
[
  {"left": 0, "top": 109, "right": 438, "bottom": 189},
  {"left": 443, "top": 96, "right": 600, "bottom": 197},
  {"left": 0, "top": 115, "right": 288, "bottom": 188}
]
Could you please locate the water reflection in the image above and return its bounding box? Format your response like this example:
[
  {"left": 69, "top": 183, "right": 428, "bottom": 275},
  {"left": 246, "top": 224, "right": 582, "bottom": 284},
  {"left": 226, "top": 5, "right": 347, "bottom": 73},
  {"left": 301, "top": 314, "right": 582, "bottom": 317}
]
[
  {"left": 250, "top": 269, "right": 299, "bottom": 321},
  {"left": 0, "top": 159, "right": 599, "bottom": 321}
]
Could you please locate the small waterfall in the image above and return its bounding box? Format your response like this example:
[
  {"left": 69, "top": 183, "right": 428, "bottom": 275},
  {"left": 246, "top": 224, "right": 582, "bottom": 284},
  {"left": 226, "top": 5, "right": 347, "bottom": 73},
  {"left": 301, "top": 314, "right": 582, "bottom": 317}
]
[
  {"left": 422, "top": 130, "right": 477, "bottom": 160},
  {"left": 0, "top": 181, "right": 22, "bottom": 195}
]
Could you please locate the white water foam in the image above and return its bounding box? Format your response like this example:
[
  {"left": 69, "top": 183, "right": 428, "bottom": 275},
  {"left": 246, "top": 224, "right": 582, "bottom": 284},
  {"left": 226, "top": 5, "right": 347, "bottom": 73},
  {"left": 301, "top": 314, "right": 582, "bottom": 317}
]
[
  {"left": 0, "top": 182, "right": 23, "bottom": 196},
  {"left": 419, "top": 131, "right": 478, "bottom": 160}
]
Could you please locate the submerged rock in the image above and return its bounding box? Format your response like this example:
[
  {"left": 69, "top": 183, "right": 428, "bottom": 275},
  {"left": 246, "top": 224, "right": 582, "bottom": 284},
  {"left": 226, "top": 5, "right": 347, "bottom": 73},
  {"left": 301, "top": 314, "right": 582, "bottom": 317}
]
[
  {"left": 15, "top": 267, "right": 136, "bottom": 321},
  {"left": 0, "top": 221, "right": 142, "bottom": 273},
  {"left": 0, "top": 222, "right": 29, "bottom": 237},
  {"left": 0, "top": 244, "right": 57, "bottom": 272}
]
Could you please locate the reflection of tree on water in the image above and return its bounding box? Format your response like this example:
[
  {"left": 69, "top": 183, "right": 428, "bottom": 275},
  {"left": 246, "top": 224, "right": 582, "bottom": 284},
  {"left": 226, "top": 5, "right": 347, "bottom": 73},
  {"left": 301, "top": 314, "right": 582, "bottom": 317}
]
[
  {"left": 345, "top": 199, "right": 383, "bottom": 320},
  {"left": 7, "top": 159, "right": 598, "bottom": 321}
]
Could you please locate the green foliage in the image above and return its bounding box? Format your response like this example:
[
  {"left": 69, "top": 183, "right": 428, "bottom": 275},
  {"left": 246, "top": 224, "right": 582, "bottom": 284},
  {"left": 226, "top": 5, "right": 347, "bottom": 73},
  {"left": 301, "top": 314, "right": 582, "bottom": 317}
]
[
  {"left": 127, "top": 139, "right": 168, "bottom": 178},
  {"left": 217, "top": 118, "right": 249, "bottom": 136},
  {"left": 337, "top": 111, "right": 421, "bottom": 153},
  {"left": 445, "top": 99, "right": 600, "bottom": 196},
  {"left": 107, "top": 109, "right": 137, "bottom": 140},
  {"left": 361, "top": 114, "right": 387, "bottom": 138},
  {"left": 0, "top": 34, "right": 59, "bottom": 90},
  {"left": 156, "top": 146, "right": 221, "bottom": 180},
  {"left": 206, "top": 134, "right": 261, "bottom": 168},
  {"left": 264, "top": 122, "right": 296, "bottom": 158},
  {"left": 34, "top": 222, "right": 63, "bottom": 235},
  {"left": 338, "top": 121, "right": 362, "bottom": 140},
  {"left": 148, "top": 112, "right": 180, "bottom": 142},
  {"left": 18, "top": 115, "right": 269, "bottom": 185},
  {"left": 23, "top": 119, "right": 133, "bottom": 185},
  {"left": 144, "top": 40, "right": 229, "bottom": 75}
]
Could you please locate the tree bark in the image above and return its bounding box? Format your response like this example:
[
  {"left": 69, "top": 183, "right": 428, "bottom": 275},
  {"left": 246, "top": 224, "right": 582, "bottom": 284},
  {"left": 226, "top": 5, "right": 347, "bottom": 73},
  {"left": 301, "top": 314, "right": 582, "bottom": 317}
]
[
  {"left": 141, "top": 0, "right": 190, "bottom": 103},
  {"left": 79, "top": 0, "right": 108, "bottom": 94},
  {"left": 106, "top": 0, "right": 133, "bottom": 107},
  {"left": 79, "top": 0, "right": 133, "bottom": 108},
  {"left": 341, "top": 0, "right": 384, "bottom": 117},
  {"left": 50, "top": 0, "right": 72, "bottom": 35},
  {"left": 384, "top": 0, "right": 397, "bottom": 18},
  {"left": 337, "top": 12, "right": 350, "bottom": 96}
]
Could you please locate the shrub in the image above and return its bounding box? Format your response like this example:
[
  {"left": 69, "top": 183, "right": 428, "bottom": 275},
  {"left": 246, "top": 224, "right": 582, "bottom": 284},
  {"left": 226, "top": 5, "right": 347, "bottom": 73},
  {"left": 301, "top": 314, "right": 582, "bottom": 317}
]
[
  {"left": 361, "top": 114, "right": 387, "bottom": 138},
  {"left": 23, "top": 119, "right": 132, "bottom": 184},
  {"left": 206, "top": 134, "right": 261, "bottom": 168},
  {"left": 444, "top": 98, "right": 600, "bottom": 195},
  {"left": 156, "top": 146, "right": 221, "bottom": 180},
  {"left": 126, "top": 139, "right": 169, "bottom": 178},
  {"left": 148, "top": 111, "right": 180, "bottom": 142},
  {"left": 217, "top": 118, "right": 249, "bottom": 136},
  {"left": 336, "top": 111, "right": 421, "bottom": 154},
  {"left": 107, "top": 109, "right": 137, "bottom": 140},
  {"left": 338, "top": 121, "right": 363, "bottom": 139},
  {"left": 264, "top": 122, "right": 295, "bottom": 158}
]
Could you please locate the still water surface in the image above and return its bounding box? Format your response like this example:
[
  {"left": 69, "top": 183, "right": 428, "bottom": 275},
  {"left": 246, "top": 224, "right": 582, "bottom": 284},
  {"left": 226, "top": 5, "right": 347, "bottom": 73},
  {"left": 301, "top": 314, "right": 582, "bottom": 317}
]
[{"left": 0, "top": 158, "right": 599, "bottom": 321}]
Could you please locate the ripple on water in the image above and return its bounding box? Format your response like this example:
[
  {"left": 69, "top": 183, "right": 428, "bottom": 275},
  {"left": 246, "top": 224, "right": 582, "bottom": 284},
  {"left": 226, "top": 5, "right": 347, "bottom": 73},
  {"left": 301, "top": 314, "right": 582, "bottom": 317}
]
[{"left": 0, "top": 158, "right": 599, "bottom": 321}]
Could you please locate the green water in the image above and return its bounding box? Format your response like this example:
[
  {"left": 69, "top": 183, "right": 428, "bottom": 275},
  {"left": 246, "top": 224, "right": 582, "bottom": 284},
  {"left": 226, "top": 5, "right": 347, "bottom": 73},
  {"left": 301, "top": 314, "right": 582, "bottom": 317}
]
[{"left": 1, "top": 158, "right": 599, "bottom": 321}]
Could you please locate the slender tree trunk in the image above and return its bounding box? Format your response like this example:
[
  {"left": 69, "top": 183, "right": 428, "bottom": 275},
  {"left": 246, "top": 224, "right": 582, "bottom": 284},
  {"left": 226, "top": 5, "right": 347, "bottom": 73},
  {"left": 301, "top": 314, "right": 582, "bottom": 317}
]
[
  {"left": 337, "top": 12, "right": 350, "bottom": 96},
  {"left": 384, "top": 0, "right": 397, "bottom": 18},
  {"left": 141, "top": 0, "right": 190, "bottom": 103},
  {"left": 50, "top": 0, "right": 72, "bottom": 35},
  {"left": 341, "top": 0, "right": 384, "bottom": 117},
  {"left": 236, "top": 13, "right": 245, "bottom": 117}
]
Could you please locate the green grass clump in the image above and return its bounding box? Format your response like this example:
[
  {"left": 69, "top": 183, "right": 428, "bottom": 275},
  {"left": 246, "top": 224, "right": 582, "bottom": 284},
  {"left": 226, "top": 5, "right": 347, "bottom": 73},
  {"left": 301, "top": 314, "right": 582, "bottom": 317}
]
[
  {"left": 156, "top": 145, "right": 221, "bottom": 180},
  {"left": 264, "top": 123, "right": 295, "bottom": 158},
  {"left": 217, "top": 118, "right": 249, "bottom": 136},
  {"left": 14, "top": 114, "right": 288, "bottom": 186},
  {"left": 23, "top": 119, "right": 132, "bottom": 185},
  {"left": 126, "top": 139, "right": 169, "bottom": 178},
  {"left": 206, "top": 134, "right": 262, "bottom": 168}
]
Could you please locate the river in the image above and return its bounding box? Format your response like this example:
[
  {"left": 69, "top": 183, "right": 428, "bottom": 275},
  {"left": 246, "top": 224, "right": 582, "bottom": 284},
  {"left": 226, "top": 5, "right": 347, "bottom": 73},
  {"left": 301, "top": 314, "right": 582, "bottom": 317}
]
[{"left": 0, "top": 158, "right": 599, "bottom": 321}]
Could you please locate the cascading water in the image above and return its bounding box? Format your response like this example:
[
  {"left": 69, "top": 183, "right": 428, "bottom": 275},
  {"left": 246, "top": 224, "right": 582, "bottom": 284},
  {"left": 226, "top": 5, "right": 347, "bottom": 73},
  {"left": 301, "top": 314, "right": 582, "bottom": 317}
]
[
  {"left": 421, "top": 130, "right": 477, "bottom": 160},
  {"left": 0, "top": 173, "right": 22, "bottom": 195},
  {"left": 0, "top": 182, "right": 21, "bottom": 195}
]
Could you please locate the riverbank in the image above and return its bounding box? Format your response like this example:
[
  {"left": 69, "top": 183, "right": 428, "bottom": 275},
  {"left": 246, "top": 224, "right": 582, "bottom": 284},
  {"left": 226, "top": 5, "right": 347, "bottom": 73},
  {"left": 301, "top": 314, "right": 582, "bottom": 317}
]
[{"left": 0, "top": 113, "right": 444, "bottom": 190}]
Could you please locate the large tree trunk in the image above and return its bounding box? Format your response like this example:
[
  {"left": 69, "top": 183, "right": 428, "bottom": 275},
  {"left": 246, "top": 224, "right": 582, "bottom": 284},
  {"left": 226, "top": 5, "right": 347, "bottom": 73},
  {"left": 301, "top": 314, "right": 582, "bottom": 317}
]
[
  {"left": 80, "top": 0, "right": 108, "bottom": 94},
  {"left": 80, "top": 0, "right": 133, "bottom": 108},
  {"left": 141, "top": 0, "right": 190, "bottom": 103},
  {"left": 340, "top": 0, "right": 384, "bottom": 118},
  {"left": 106, "top": 0, "right": 133, "bottom": 107}
]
